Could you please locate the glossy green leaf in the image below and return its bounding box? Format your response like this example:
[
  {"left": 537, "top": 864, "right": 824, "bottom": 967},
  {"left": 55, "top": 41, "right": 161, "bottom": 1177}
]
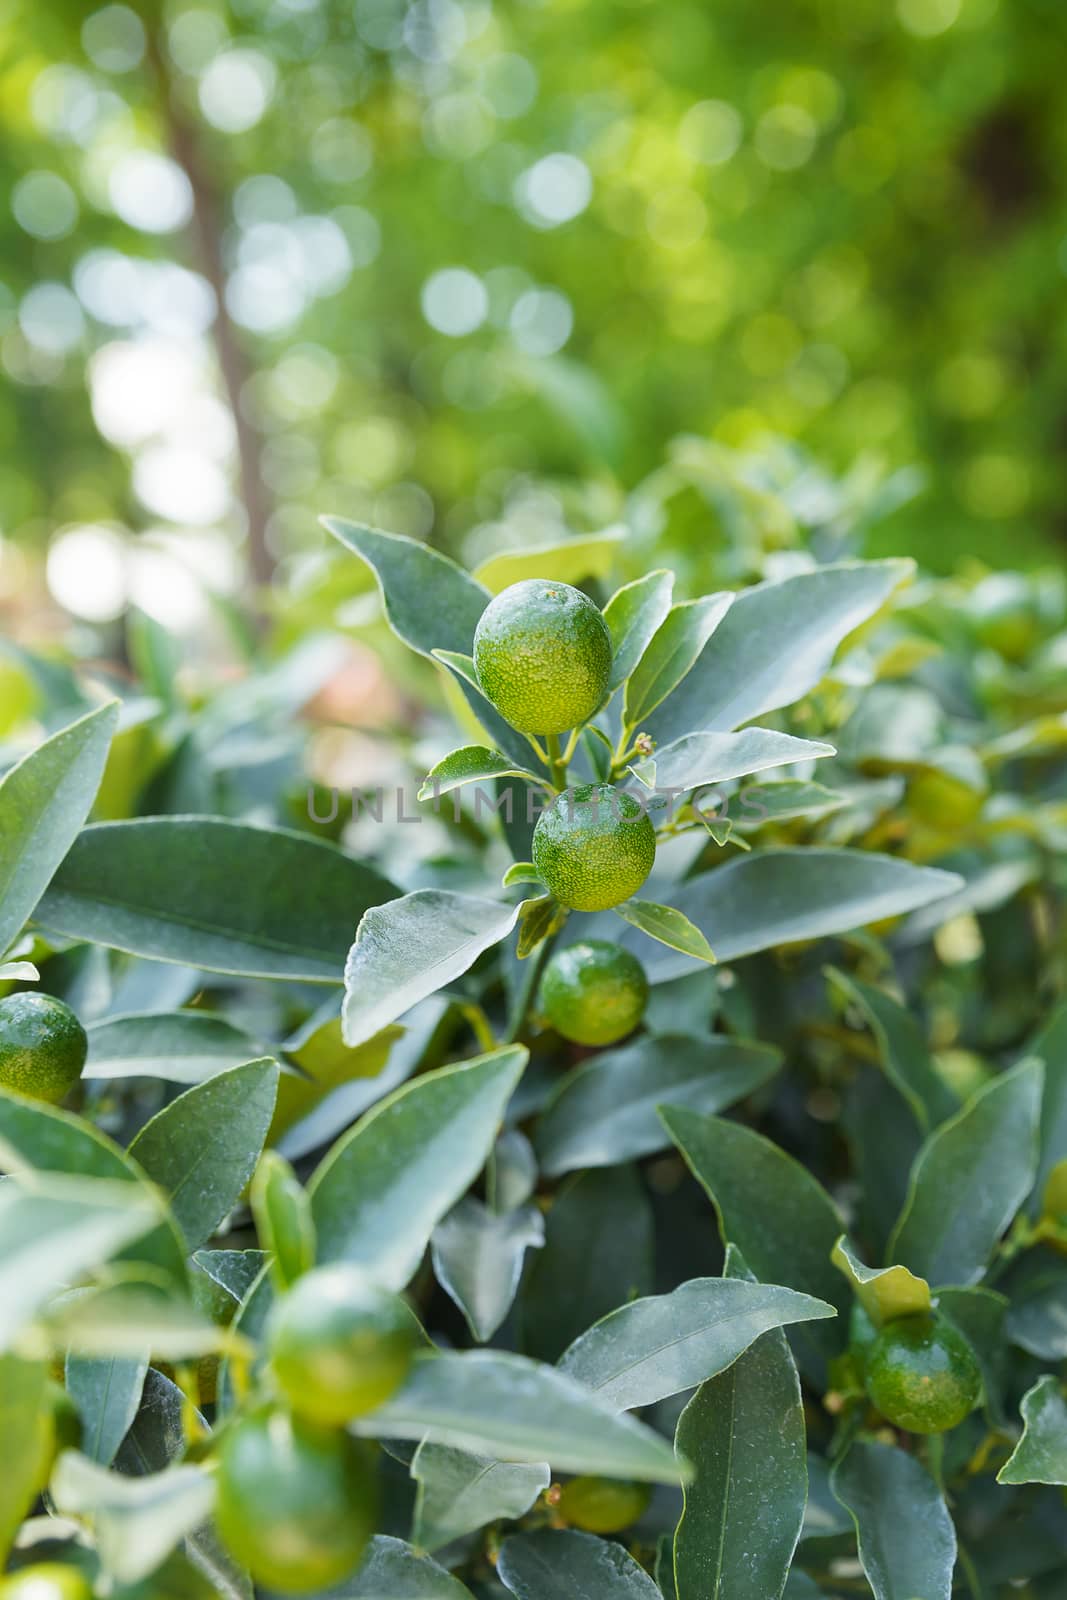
[
  {"left": 673, "top": 1251, "right": 807, "bottom": 1600},
  {"left": 645, "top": 560, "right": 911, "bottom": 743},
  {"left": 660, "top": 1108, "right": 847, "bottom": 1380},
  {"left": 624, "top": 849, "right": 963, "bottom": 981},
  {"left": 473, "top": 529, "right": 624, "bottom": 593},
  {"left": 0, "top": 1353, "right": 49, "bottom": 1562},
  {"left": 323, "top": 517, "right": 489, "bottom": 657},
  {"left": 418, "top": 745, "right": 544, "bottom": 801},
  {"left": 411, "top": 1442, "right": 549, "bottom": 1554},
  {"left": 0, "top": 1173, "right": 161, "bottom": 1352},
  {"left": 998, "top": 1377, "right": 1067, "bottom": 1485},
  {"left": 274, "top": 1012, "right": 402, "bottom": 1140},
  {"left": 431, "top": 1197, "right": 544, "bottom": 1341},
  {"left": 827, "top": 968, "right": 957, "bottom": 1129},
  {"left": 0, "top": 959, "right": 38, "bottom": 982},
  {"left": 309, "top": 1047, "right": 526, "bottom": 1289},
  {"left": 535, "top": 1032, "right": 781, "bottom": 1176},
  {"left": 0, "top": 1089, "right": 187, "bottom": 1286},
  {"left": 624, "top": 594, "right": 732, "bottom": 730},
  {"left": 604, "top": 570, "right": 674, "bottom": 691},
  {"left": 888, "top": 1058, "right": 1043, "bottom": 1286},
  {"left": 66, "top": 1352, "right": 148, "bottom": 1466},
  {"left": 347, "top": 1535, "right": 475, "bottom": 1597},
  {"left": 1005, "top": 1270, "right": 1067, "bottom": 1360},
  {"left": 342, "top": 890, "right": 524, "bottom": 1047},
  {"left": 831, "top": 1440, "right": 955, "bottom": 1600},
  {"left": 129, "top": 1058, "right": 280, "bottom": 1253},
  {"left": 830, "top": 1237, "right": 932, "bottom": 1327},
  {"left": 250, "top": 1149, "right": 316, "bottom": 1292},
  {"left": 51, "top": 1450, "right": 215, "bottom": 1587},
  {"left": 801, "top": 1454, "right": 853, "bottom": 1541},
  {"left": 36, "top": 818, "right": 396, "bottom": 982},
  {"left": 614, "top": 899, "right": 715, "bottom": 964},
  {"left": 516, "top": 893, "right": 568, "bottom": 959},
  {"left": 842, "top": 1067, "right": 923, "bottom": 1258},
  {"left": 431, "top": 649, "right": 482, "bottom": 695},
  {"left": 354, "top": 1349, "right": 687, "bottom": 1483},
  {"left": 86, "top": 1011, "right": 262, "bottom": 1085},
  {"left": 633, "top": 728, "right": 835, "bottom": 794},
  {"left": 48, "top": 1284, "right": 235, "bottom": 1359},
  {"left": 731, "top": 779, "right": 846, "bottom": 830},
  {"left": 0, "top": 700, "right": 118, "bottom": 958},
  {"left": 558, "top": 1275, "right": 835, "bottom": 1411},
  {"left": 498, "top": 1529, "right": 661, "bottom": 1599}
]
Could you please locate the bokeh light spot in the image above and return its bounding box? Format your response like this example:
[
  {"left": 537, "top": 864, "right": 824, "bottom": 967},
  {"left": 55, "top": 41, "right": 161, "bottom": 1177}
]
[
  {"left": 514, "top": 153, "right": 593, "bottom": 229},
  {"left": 12, "top": 172, "right": 78, "bottom": 240},
  {"left": 421, "top": 268, "right": 489, "bottom": 336}
]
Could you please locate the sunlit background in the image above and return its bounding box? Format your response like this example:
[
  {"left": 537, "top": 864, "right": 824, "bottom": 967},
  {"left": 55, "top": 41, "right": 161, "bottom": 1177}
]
[{"left": 2, "top": 0, "right": 1066, "bottom": 659}]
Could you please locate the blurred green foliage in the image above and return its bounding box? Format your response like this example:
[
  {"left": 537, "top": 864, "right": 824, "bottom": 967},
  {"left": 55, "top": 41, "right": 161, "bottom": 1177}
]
[{"left": 1, "top": 0, "right": 1066, "bottom": 641}]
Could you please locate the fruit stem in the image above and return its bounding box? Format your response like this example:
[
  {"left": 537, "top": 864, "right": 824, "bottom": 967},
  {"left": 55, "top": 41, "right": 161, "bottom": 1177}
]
[
  {"left": 524, "top": 733, "right": 550, "bottom": 768},
  {"left": 560, "top": 726, "right": 583, "bottom": 766},
  {"left": 545, "top": 732, "right": 567, "bottom": 792}
]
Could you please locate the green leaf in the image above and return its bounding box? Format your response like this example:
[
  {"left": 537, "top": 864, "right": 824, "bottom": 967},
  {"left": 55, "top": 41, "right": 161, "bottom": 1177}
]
[
  {"left": 66, "top": 1353, "right": 148, "bottom": 1466},
  {"left": 517, "top": 893, "right": 568, "bottom": 959},
  {"left": 129, "top": 1058, "right": 280, "bottom": 1253},
  {"left": 801, "top": 1454, "right": 853, "bottom": 1541},
  {"left": 673, "top": 1310, "right": 807, "bottom": 1600},
  {"left": 0, "top": 1090, "right": 186, "bottom": 1286},
  {"left": 51, "top": 1450, "right": 215, "bottom": 1587},
  {"left": 660, "top": 1108, "right": 846, "bottom": 1381},
  {"left": 431, "top": 1198, "right": 544, "bottom": 1341},
  {"left": 323, "top": 517, "right": 489, "bottom": 657},
  {"left": 342, "top": 891, "right": 525, "bottom": 1047},
  {"left": 645, "top": 560, "right": 912, "bottom": 744},
  {"left": 354, "top": 1350, "right": 687, "bottom": 1483},
  {"left": 521, "top": 1166, "right": 653, "bottom": 1363},
  {"left": 503, "top": 861, "right": 542, "bottom": 888},
  {"left": 831, "top": 1440, "right": 956, "bottom": 1600},
  {"left": 249, "top": 1150, "right": 316, "bottom": 1292},
  {"left": 322, "top": 519, "right": 537, "bottom": 770},
  {"left": 633, "top": 728, "right": 835, "bottom": 793},
  {"left": 613, "top": 899, "right": 715, "bottom": 964},
  {"left": 498, "top": 1529, "right": 661, "bottom": 1599},
  {"left": 309, "top": 1047, "right": 527, "bottom": 1289},
  {"left": 0, "top": 701, "right": 118, "bottom": 958},
  {"left": 830, "top": 1237, "right": 932, "bottom": 1327},
  {"left": 48, "top": 1283, "right": 238, "bottom": 1361},
  {"left": 411, "top": 1442, "right": 549, "bottom": 1554},
  {"left": 888, "top": 1058, "right": 1044, "bottom": 1286},
  {"left": 275, "top": 1012, "right": 402, "bottom": 1139},
  {"left": 630, "top": 849, "right": 964, "bottom": 981},
  {"left": 827, "top": 968, "right": 958, "bottom": 1130},
  {"left": 418, "top": 746, "right": 545, "bottom": 802},
  {"left": 0, "top": 1172, "right": 162, "bottom": 1352},
  {"left": 558, "top": 1275, "right": 835, "bottom": 1412},
  {"left": 86, "top": 1011, "right": 262, "bottom": 1086},
  {"left": 473, "top": 529, "right": 624, "bottom": 593},
  {"left": 730, "top": 779, "right": 846, "bottom": 830},
  {"left": 536, "top": 1033, "right": 780, "bottom": 1176},
  {"left": 624, "top": 594, "right": 732, "bottom": 731},
  {"left": 1005, "top": 1270, "right": 1067, "bottom": 1360},
  {"left": 0, "top": 959, "right": 38, "bottom": 982},
  {"left": 36, "top": 819, "right": 397, "bottom": 983},
  {"left": 938, "top": 1284, "right": 1009, "bottom": 1427},
  {"left": 0, "top": 1352, "right": 49, "bottom": 1562},
  {"left": 347, "top": 1535, "right": 475, "bottom": 1597},
  {"left": 603, "top": 570, "right": 674, "bottom": 692},
  {"left": 998, "top": 1376, "right": 1067, "bottom": 1485}
]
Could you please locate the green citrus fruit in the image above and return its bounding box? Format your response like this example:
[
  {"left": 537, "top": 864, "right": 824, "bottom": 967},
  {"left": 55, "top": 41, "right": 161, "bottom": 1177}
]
[
  {"left": 0, "top": 994, "right": 87, "bottom": 1105},
  {"left": 865, "top": 1313, "right": 981, "bottom": 1434},
  {"left": 539, "top": 940, "right": 649, "bottom": 1046},
  {"left": 558, "top": 1476, "right": 651, "bottom": 1533},
  {"left": 848, "top": 1301, "right": 879, "bottom": 1374},
  {"left": 532, "top": 785, "right": 656, "bottom": 911},
  {"left": 269, "top": 1265, "right": 417, "bottom": 1425},
  {"left": 0, "top": 1567, "right": 92, "bottom": 1600},
  {"left": 473, "top": 580, "right": 612, "bottom": 735},
  {"left": 215, "top": 1407, "right": 376, "bottom": 1594}
]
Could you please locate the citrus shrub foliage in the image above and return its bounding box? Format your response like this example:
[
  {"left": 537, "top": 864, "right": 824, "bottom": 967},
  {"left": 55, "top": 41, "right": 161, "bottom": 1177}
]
[{"left": 0, "top": 517, "right": 1065, "bottom": 1599}]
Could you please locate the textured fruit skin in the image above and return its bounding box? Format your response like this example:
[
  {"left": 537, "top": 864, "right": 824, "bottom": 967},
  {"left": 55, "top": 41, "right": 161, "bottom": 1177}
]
[
  {"left": 865, "top": 1313, "right": 981, "bottom": 1434},
  {"left": 215, "top": 1407, "right": 376, "bottom": 1594},
  {"left": 0, "top": 1567, "right": 93, "bottom": 1600},
  {"left": 473, "top": 580, "right": 612, "bottom": 735},
  {"left": 269, "top": 1264, "right": 416, "bottom": 1425},
  {"left": 540, "top": 940, "right": 649, "bottom": 1046},
  {"left": 532, "top": 785, "right": 656, "bottom": 912},
  {"left": 558, "top": 1475, "right": 651, "bottom": 1534},
  {"left": 0, "top": 994, "right": 87, "bottom": 1104}
]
